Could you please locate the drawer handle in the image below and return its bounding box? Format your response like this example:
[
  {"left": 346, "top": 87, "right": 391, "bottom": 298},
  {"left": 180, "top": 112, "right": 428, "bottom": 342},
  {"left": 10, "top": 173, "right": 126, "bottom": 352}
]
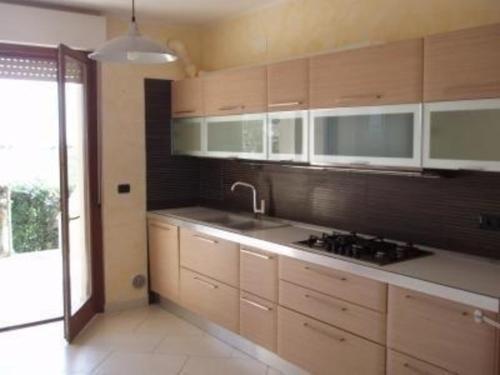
[
  {"left": 240, "top": 297, "right": 272, "bottom": 311},
  {"left": 149, "top": 222, "right": 172, "bottom": 231},
  {"left": 193, "top": 277, "right": 218, "bottom": 289},
  {"left": 304, "top": 266, "right": 347, "bottom": 282},
  {"left": 303, "top": 322, "right": 345, "bottom": 343},
  {"left": 268, "top": 101, "right": 303, "bottom": 108},
  {"left": 404, "top": 294, "right": 469, "bottom": 317},
  {"left": 174, "top": 109, "right": 195, "bottom": 114},
  {"left": 336, "top": 93, "right": 383, "bottom": 102},
  {"left": 474, "top": 310, "right": 500, "bottom": 329},
  {"left": 193, "top": 235, "right": 218, "bottom": 244},
  {"left": 219, "top": 105, "right": 244, "bottom": 111},
  {"left": 304, "top": 294, "right": 348, "bottom": 312},
  {"left": 241, "top": 248, "right": 272, "bottom": 260},
  {"left": 403, "top": 363, "right": 433, "bottom": 375}
]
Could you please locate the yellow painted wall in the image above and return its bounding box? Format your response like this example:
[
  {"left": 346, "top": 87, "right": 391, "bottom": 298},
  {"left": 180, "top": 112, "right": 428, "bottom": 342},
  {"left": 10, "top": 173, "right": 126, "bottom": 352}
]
[
  {"left": 101, "top": 16, "right": 201, "bottom": 309},
  {"left": 200, "top": 0, "right": 500, "bottom": 70}
]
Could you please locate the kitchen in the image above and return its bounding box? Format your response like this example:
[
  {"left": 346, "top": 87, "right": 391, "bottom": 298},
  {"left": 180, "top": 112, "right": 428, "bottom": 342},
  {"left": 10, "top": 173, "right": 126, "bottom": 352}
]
[{"left": 1, "top": 0, "right": 500, "bottom": 374}]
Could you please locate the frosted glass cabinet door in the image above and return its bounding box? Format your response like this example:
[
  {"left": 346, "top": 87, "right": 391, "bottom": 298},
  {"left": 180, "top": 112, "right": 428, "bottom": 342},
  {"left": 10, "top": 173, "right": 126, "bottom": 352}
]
[
  {"left": 310, "top": 104, "right": 422, "bottom": 168},
  {"left": 205, "top": 113, "right": 266, "bottom": 160},
  {"left": 171, "top": 117, "right": 205, "bottom": 156},
  {"left": 268, "top": 110, "right": 308, "bottom": 162},
  {"left": 423, "top": 99, "right": 500, "bottom": 171}
]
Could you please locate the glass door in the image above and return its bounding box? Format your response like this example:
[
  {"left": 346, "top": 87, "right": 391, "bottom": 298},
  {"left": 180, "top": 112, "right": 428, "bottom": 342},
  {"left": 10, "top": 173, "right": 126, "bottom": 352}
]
[
  {"left": 57, "top": 44, "right": 102, "bottom": 342},
  {"left": 310, "top": 104, "right": 422, "bottom": 168},
  {"left": 268, "top": 110, "right": 308, "bottom": 162}
]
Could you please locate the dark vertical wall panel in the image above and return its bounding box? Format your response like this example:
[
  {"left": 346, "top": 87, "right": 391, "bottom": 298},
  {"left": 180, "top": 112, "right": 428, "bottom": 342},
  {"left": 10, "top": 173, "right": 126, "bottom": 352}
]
[{"left": 145, "top": 79, "right": 200, "bottom": 210}]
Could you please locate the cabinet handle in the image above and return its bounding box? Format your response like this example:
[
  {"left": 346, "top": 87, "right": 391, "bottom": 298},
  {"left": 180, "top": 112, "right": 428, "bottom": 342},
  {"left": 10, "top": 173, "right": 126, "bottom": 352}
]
[
  {"left": 193, "top": 235, "right": 218, "bottom": 244},
  {"left": 403, "top": 363, "right": 435, "bottom": 375},
  {"left": 219, "top": 105, "right": 244, "bottom": 111},
  {"left": 240, "top": 297, "right": 272, "bottom": 311},
  {"left": 174, "top": 109, "right": 195, "bottom": 114},
  {"left": 268, "top": 101, "right": 302, "bottom": 108},
  {"left": 304, "top": 265, "right": 347, "bottom": 282},
  {"left": 445, "top": 82, "right": 500, "bottom": 96},
  {"left": 148, "top": 222, "right": 172, "bottom": 231},
  {"left": 304, "top": 294, "right": 348, "bottom": 312},
  {"left": 193, "top": 277, "right": 218, "bottom": 289},
  {"left": 474, "top": 310, "right": 500, "bottom": 329},
  {"left": 336, "top": 93, "right": 383, "bottom": 102},
  {"left": 303, "top": 322, "right": 345, "bottom": 343},
  {"left": 241, "top": 248, "right": 272, "bottom": 260},
  {"left": 404, "top": 294, "right": 469, "bottom": 317}
]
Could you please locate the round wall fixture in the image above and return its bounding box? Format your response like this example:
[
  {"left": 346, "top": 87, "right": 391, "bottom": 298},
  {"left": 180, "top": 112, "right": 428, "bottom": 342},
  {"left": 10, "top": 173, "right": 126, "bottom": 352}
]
[{"left": 132, "top": 274, "right": 147, "bottom": 289}]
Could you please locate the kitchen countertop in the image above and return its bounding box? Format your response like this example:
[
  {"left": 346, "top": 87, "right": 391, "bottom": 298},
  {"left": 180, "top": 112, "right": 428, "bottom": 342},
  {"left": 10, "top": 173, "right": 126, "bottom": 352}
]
[{"left": 148, "top": 206, "right": 500, "bottom": 313}]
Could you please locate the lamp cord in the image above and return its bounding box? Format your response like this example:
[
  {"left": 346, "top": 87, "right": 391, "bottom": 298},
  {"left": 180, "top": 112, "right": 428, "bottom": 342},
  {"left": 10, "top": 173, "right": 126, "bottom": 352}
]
[{"left": 131, "top": 0, "right": 136, "bottom": 22}]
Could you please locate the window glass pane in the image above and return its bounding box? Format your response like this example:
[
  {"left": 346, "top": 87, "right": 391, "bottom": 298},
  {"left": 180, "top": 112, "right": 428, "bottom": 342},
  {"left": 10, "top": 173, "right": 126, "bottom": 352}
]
[
  {"left": 430, "top": 109, "right": 500, "bottom": 161},
  {"left": 270, "top": 117, "right": 303, "bottom": 155},
  {"left": 314, "top": 113, "right": 414, "bottom": 158}
]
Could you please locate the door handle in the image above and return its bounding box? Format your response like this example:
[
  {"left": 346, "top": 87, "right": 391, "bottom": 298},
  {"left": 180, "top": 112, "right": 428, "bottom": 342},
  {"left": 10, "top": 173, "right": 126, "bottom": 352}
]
[{"left": 69, "top": 216, "right": 81, "bottom": 221}]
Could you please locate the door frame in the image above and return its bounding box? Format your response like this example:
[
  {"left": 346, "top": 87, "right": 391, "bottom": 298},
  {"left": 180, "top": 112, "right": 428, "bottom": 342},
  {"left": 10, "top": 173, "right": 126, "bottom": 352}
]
[{"left": 0, "top": 42, "right": 104, "bottom": 338}]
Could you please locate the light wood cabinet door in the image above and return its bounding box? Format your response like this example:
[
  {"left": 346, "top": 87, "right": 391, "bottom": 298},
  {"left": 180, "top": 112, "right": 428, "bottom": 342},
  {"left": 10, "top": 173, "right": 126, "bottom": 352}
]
[
  {"left": 203, "top": 66, "right": 267, "bottom": 116},
  {"left": 279, "top": 280, "right": 386, "bottom": 344},
  {"left": 171, "top": 78, "right": 203, "bottom": 118},
  {"left": 387, "top": 350, "right": 454, "bottom": 375},
  {"left": 279, "top": 256, "right": 387, "bottom": 312},
  {"left": 267, "top": 58, "right": 309, "bottom": 111},
  {"left": 240, "top": 247, "right": 278, "bottom": 302},
  {"left": 180, "top": 228, "right": 239, "bottom": 287},
  {"left": 148, "top": 220, "right": 179, "bottom": 302},
  {"left": 240, "top": 291, "right": 277, "bottom": 352},
  {"left": 387, "top": 286, "right": 499, "bottom": 375},
  {"left": 180, "top": 268, "right": 239, "bottom": 332},
  {"left": 310, "top": 39, "right": 423, "bottom": 108},
  {"left": 278, "top": 306, "right": 386, "bottom": 375},
  {"left": 424, "top": 23, "right": 500, "bottom": 102}
]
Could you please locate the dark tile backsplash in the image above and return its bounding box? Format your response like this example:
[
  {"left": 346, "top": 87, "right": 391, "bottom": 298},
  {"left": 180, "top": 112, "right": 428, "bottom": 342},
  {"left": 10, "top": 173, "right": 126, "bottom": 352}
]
[{"left": 145, "top": 79, "right": 500, "bottom": 259}]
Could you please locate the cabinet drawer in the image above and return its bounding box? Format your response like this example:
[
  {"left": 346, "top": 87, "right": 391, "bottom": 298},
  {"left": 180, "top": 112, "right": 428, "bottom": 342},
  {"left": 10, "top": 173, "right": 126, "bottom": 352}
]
[
  {"left": 279, "top": 256, "right": 387, "bottom": 312},
  {"left": 240, "top": 291, "right": 277, "bottom": 352},
  {"left": 279, "top": 280, "right": 386, "bottom": 344},
  {"left": 240, "top": 247, "right": 278, "bottom": 302},
  {"left": 387, "top": 350, "right": 454, "bottom": 375},
  {"left": 388, "top": 286, "right": 498, "bottom": 375},
  {"left": 203, "top": 66, "right": 267, "bottom": 116},
  {"left": 310, "top": 39, "right": 423, "bottom": 108},
  {"left": 278, "top": 306, "right": 386, "bottom": 375},
  {"left": 148, "top": 220, "right": 179, "bottom": 302},
  {"left": 180, "top": 268, "right": 239, "bottom": 332},
  {"left": 180, "top": 228, "right": 239, "bottom": 287}
]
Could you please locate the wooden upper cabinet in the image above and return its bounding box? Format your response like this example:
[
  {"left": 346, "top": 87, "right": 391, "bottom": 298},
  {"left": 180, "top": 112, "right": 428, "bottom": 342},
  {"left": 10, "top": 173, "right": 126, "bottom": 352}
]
[
  {"left": 203, "top": 66, "right": 267, "bottom": 116},
  {"left": 310, "top": 39, "right": 423, "bottom": 108},
  {"left": 267, "top": 58, "right": 309, "bottom": 111},
  {"left": 424, "top": 23, "right": 500, "bottom": 102},
  {"left": 171, "top": 78, "right": 203, "bottom": 118}
]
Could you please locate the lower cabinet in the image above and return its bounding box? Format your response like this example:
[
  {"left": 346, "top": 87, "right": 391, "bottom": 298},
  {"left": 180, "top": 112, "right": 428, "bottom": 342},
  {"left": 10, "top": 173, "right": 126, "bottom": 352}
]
[
  {"left": 278, "top": 306, "right": 386, "bottom": 375},
  {"left": 180, "top": 267, "right": 239, "bottom": 332},
  {"left": 239, "top": 291, "right": 277, "bottom": 352},
  {"left": 387, "top": 350, "right": 454, "bottom": 375},
  {"left": 388, "top": 286, "right": 499, "bottom": 375}
]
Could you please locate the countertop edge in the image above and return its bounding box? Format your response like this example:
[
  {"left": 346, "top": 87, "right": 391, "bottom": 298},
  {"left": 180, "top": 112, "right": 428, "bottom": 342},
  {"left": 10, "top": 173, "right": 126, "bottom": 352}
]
[{"left": 147, "top": 211, "right": 500, "bottom": 313}]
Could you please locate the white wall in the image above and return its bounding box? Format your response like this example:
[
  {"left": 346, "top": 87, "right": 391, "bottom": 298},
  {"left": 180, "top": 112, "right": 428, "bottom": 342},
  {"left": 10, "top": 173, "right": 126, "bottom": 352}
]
[{"left": 0, "top": 3, "right": 105, "bottom": 49}]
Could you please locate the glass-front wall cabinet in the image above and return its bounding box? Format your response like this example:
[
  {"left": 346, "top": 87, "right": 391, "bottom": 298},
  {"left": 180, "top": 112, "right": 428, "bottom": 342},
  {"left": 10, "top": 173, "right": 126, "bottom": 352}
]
[
  {"left": 310, "top": 104, "right": 422, "bottom": 168},
  {"left": 205, "top": 113, "right": 267, "bottom": 160},
  {"left": 268, "top": 110, "right": 308, "bottom": 162},
  {"left": 424, "top": 99, "right": 500, "bottom": 171},
  {"left": 171, "top": 117, "right": 205, "bottom": 156}
]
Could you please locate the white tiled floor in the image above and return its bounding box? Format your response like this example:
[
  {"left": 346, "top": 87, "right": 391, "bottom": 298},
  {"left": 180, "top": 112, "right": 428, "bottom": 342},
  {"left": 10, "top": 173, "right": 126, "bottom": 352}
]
[{"left": 0, "top": 305, "right": 283, "bottom": 375}]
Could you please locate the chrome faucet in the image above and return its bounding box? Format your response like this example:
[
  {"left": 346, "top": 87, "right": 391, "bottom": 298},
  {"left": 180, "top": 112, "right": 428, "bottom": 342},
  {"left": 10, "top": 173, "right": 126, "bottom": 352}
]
[{"left": 230, "top": 181, "right": 265, "bottom": 215}]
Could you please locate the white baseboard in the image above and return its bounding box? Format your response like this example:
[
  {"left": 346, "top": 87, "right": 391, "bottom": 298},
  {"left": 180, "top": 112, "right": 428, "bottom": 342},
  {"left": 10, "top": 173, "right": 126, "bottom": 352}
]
[{"left": 159, "top": 297, "right": 309, "bottom": 375}]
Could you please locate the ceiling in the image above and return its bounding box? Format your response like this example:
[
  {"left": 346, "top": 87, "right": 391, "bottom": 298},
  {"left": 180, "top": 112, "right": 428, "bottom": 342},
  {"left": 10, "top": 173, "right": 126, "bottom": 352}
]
[{"left": 16, "top": 0, "right": 281, "bottom": 24}]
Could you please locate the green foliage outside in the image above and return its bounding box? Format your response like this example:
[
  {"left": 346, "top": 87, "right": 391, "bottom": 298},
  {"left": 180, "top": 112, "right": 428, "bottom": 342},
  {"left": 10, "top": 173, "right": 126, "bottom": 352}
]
[{"left": 11, "top": 184, "right": 60, "bottom": 253}]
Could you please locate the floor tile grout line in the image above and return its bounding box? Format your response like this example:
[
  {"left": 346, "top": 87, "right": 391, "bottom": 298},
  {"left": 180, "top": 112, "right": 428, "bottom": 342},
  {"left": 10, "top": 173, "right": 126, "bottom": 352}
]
[
  {"left": 87, "top": 348, "right": 115, "bottom": 374},
  {"left": 176, "top": 354, "right": 191, "bottom": 375}
]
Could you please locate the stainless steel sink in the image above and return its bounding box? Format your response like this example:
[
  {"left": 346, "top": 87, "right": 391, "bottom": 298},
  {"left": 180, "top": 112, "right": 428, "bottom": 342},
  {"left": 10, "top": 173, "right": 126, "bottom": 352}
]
[{"left": 202, "top": 214, "right": 287, "bottom": 232}]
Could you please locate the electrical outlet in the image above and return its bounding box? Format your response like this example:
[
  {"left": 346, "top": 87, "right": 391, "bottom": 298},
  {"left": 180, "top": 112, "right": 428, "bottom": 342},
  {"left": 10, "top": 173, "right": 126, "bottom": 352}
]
[
  {"left": 479, "top": 214, "right": 500, "bottom": 231},
  {"left": 118, "top": 184, "right": 131, "bottom": 194}
]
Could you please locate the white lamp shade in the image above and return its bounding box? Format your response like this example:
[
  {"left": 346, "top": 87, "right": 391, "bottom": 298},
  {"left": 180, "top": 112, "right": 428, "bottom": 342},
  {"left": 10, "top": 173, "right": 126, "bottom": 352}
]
[{"left": 89, "top": 22, "right": 177, "bottom": 64}]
